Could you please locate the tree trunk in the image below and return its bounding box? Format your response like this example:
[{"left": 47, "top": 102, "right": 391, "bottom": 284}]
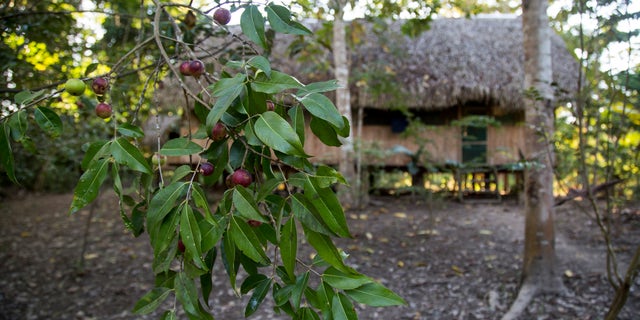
[
  {"left": 502, "top": 0, "right": 564, "bottom": 318},
  {"left": 332, "top": 1, "right": 356, "bottom": 208}
]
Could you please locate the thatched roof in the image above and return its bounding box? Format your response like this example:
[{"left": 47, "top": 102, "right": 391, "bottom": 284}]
[
  {"left": 156, "top": 16, "right": 579, "bottom": 113},
  {"left": 273, "top": 17, "right": 579, "bottom": 111}
]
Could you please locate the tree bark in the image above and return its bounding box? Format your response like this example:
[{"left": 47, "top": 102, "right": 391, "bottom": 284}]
[
  {"left": 521, "top": 0, "right": 564, "bottom": 292},
  {"left": 503, "top": 1, "right": 564, "bottom": 318},
  {"left": 332, "top": 1, "right": 356, "bottom": 208}
]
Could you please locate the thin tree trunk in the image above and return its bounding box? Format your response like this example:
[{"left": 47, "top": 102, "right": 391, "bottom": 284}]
[
  {"left": 332, "top": 1, "right": 356, "bottom": 208},
  {"left": 503, "top": 0, "right": 564, "bottom": 318}
]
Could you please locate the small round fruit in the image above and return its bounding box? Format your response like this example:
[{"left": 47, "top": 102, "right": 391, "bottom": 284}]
[
  {"left": 231, "top": 169, "right": 252, "bottom": 187},
  {"left": 213, "top": 8, "right": 231, "bottom": 25},
  {"left": 225, "top": 174, "right": 235, "bottom": 188},
  {"left": 65, "top": 79, "right": 86, "bottom": 96},
  {"left": 199, "top": 162, "right": 214, "bottom": 176},
  {"left": 179, "top": 61, "right": 192, "bottom": 76},
  {"left": 247, "top": 220, "right": 262, "bottom": 227},
  {"left": 266, "top": 100, "right": 275, "bottom": 111},
  {"left": 178, "top": 239, "right": 186, "bottom": 253},
  {"left": 95, "top": 102, "right": 113, "bottom": 119},
  {"left": 152, "top": 154, "right": 167, "bottom": 166},
  {"left": 210, "top": 123, "right": 227, "bottom": 141},
  {"left": 188, "top": 60, "right": 205, "bottom": 78},
  {"left": 91, "top": 77, "right": 109, "bottom": 95}
]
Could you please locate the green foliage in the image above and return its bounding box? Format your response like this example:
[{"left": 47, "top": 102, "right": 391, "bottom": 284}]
[{"left": 1, "top": 2, "right": 406, "bottom": 319}]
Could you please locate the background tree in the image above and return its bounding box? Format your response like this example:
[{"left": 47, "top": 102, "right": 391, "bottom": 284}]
[{"left": 502, "top": 0, "right": 564, "bottom": 318}]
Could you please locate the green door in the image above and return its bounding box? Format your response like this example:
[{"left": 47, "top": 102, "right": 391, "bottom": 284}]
[{"left": 462, "top": 126, "right": 487, "bottom": 164}]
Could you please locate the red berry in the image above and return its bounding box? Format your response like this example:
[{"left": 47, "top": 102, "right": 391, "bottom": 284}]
[
  {"left": 247, "top": 220, "right": 262, "bottom": 227},
  {"left": 178, "top": 239, "right": 186, "bottom": 253},
  {"left": 199, "top": 162, "right": 214, "bottom": 176},
  {"left": 188, "top": 60, "right": 205, "bottom": 78},
  {"left": 210, "top": 122, "right": 227, "bottom": 141},
  {"left": 179, "top": 61, "right": 192, "bottom": 76},
  {"left": 91, "top": 77, "right": 109, "bottom": 95},
  {"left": 231, "top": 169, "right": 252, "bottom": 187},
  {"left": 213, "top": 8, "right": 231, "bottom": 25},
  {"left": 95, "top": 102, "right": 112, "bottom": 119},
  {"left": 266, "top": 100, "right": 275, "bottom": 111}
]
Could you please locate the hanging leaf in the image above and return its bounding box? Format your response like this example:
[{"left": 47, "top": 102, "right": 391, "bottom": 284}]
[
  {"left": 291, "top": 193, "right": 334, "bottom": 236},
  {"left": 241, "top": 5, "right": 267, "bottom": 49},
  {"left": 0, "top": 121, "right": 17, "bottom": 184},
  {"left": 233, "top": 186, "right": 268, "bottom": 223},
  {"left": 110, "top": 138, "right": 152, "bottom": 174},
  {"left": 132, "top": 287, "right": 172, "bottom": 315},
  {"left": 117, "top": 123, "right": 145, "bottom": 138},
  {"left": 304, "top": 177, "right": 351, "bottom": 238},
  {"left": 251, "top": 71, "right": 304, "bottom": 94},
  {"left": 247, "top": 56, "right": 271, "bottom": 77},
  {"left": 254, "top": 111, "right": 308, "bottom": 157},
  {"left": 297, "top": 80, "right": 342, "bottom": 96},
  {"left": 211, "top": 73, "right": 246, "bottom": 97},
  {"left": 34, "top": 106, "right": 62, "bottom": 138},
  {"left": 180, "top": 205, "right": 205, "bottom": 269},
  {"left": 7, "top": 110, "right": 28, "bottom": 141},
  {"left": 310, "top": 117, "right": 342, "bottom": 147},
  {"left": 159, "top": 138, "right": 202, "bottom": 156},
  {"left": 280, "top": 217, "right": 298, "bottom": 279},
  {"left": 81, "top": 140, "right": 111, "bottom": 170},
  {"left": 206, "top": 84, "right": 243, "bottom": 130},
  {"left": 244, "top": 275, "right": 272, "bottom": 317},
  {"left": 265, "top": 4, "right": 312, "bottom": 35},
  {"left": 302, "top": 225, "right": 353, "bottom": 274},
  {"left": 322, "top": 267, "right": 371, "bottom": 290},
  {"left": 344, "top": 282, "right": 407, "bottom": 307},
  {"left": 174, "top": 272, "right": 200, "bottom": 316},
  {"left": 14, "top": 90, "right": 45, "bottom": 105},
  {"left": 299, "top": 93, "right": 345, "bottom": 131},
  {"left": 147, "top": 182, "right": 188, "bottom": 237},
  {"left": 229, "top": 216, "right": 270, "bottom": 265},
  {"left": 84, "top": 63, "right": 99, "bottom": 76},
  {"left": 69, "top": 158, "right": 109, "bottom": 214},
  {"left": 332, "top": 293, "right": 358, "bottom": 320},
  {"left": 288, "top": 106, "right": 305, "bottom": 145},
  {"left": 291, "top": 272, "right": 310, "bottom": 311}
]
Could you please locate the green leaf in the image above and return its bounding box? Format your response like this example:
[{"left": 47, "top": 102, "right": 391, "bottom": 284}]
[
  {"left": 300, "top": 93, "right": 345, "bottom": 131},
  {"left": 229, "top": 216, "right": 270, "bottom": 265},
  {"left": 170, "top": 165, "right": 193, "bottom": 184},
  {"left": 251, "top": 71, "right": 304, "bottom": 94},
  {"left": 221, "top": 234, "right": 238, "bottom": 290},
  {"left": 302, "top": 226, "right": 353, "bottom": 274},
  {"left": 265, "top": 4, "right": 312, "bottom": 35},
  {"left": 0, "top": 121, "right": 17, "bottom": 184},
  {"left": 34, "top": 106, "right": 62, "bottom": 138},
  {"left": 233, "top": 186, "right": 268, "bottom": 223},
  {"left": 310, "top": 117, "right": 342, "bottom": 147},
  {"left": 180, "top": 205, "right": 205, "bottom": 269},
  {"left": 211, "top": 73, "right": 246, "bottom": 97},
  {"left": 14, "top": 90, "right": 44, "bottom": 105},
  {"left": 344, "top": 282, "right": 406, "bottom": 307},
  {"left": 7, "top": 110, "right": 28, "bottom": 141},
  {"left": 69, "top": 158, "right": 109, "bottom": 214},
  {"left": 84, "top": 63, "right": 99, "bottom": 76},
  {"left": 245, "top": 275, "right": 272, "bottom": 317},
  {"left": 199, "top": 218, "right": 223, "bottom": 253},
  {"left": 117, "top": 123, "right": 145, "bottom": 138},
  {"left": 288, "top": 106, "right": 305, "bottom": 145},
  {"left": 297, "top": 307, "right": 321, "bottom": 320},
  {"left": 160, "top": 310, "right": 177, "bottom": 320},
  {"left": 147, "top": 182, "right": 188, "bottom": 237},
  {"left": 297, "top": 80, "right": 342, "bottom": 96},
  {"left": 132, "top": 287, "right": 172, "bottom": 314},
  {"left": 159, "top": 138, "right": 202, "bottom": 156},
  {"left": 304, "top": 177, "right": 351, "bottom": 237},
  {"left": 201, "top": 249, "right": 217, "bottom": 307},
  {"left": 291, "top": 272, "right": 310, "bottom": 311},
  {"left": 175, "top": 272, "right": 199, "bottom": 316},
  {"left": 241, "top": 5, "right": 267, "bottom": 49},
  {"left": 332, "top": 293, "right": 358, "bottom": 320},
  {"left": 291, "top": 193, "right": 334, "bottom": 236},
  {"left": 206, "top": 84, "right": 244, "bottom": 129},
  {"left": 111, "top": 138, "right": 152, "bottom": 174},
  {"left": 254, "top": 111, "right": 308, "bottom": 157},
  {"left": 81, "top": 140, "right": 111, "bottom": 171},
  {"left": 322, "top": 267, "right": 371, "bottom": 290},
  {"left": 280, "top": 217, "right": 297, "bottom": 279},
  {"left": 247, "top": 56, "right": 271, "bottom": 77}
]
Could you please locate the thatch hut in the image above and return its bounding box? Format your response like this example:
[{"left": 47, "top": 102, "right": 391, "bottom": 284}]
[{"left": 155, "top": 16, "right": 579, "bottom": 196}]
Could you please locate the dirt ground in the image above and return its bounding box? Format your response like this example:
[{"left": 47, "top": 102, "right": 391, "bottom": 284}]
[{"left": 1, "top": 189, "right": 639, "bottom": 320}]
